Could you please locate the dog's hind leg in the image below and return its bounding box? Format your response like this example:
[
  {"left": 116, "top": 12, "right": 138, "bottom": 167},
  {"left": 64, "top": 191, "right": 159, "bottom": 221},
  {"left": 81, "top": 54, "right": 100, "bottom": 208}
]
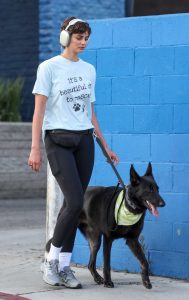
[
  {"left": 126, "top": 238, "right": 152, "bottom": 289},
  {"left": 103, "top": 235, "right": 114, "bottom": 288},
  {"left": 87, "top": 230, "right": 104, "bottom": 285}
]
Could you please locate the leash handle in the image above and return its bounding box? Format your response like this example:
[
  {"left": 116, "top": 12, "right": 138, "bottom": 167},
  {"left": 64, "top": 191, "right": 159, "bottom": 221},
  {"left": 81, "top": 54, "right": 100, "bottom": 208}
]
[{"left": 94, "top": 132, "right": 125, "bottom": 189}]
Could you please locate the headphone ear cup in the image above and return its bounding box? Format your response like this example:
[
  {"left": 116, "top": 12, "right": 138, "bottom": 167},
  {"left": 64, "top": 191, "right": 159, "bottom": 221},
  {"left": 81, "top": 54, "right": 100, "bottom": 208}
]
[{"left": 60, "top": 30, "right": 70, "bottom": 47}]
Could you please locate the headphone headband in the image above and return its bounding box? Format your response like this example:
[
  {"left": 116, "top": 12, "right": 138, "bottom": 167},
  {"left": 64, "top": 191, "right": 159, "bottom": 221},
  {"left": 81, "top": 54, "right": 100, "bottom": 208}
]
[{"left": 65, "top": 18, "right": 86, "bottom": 31}]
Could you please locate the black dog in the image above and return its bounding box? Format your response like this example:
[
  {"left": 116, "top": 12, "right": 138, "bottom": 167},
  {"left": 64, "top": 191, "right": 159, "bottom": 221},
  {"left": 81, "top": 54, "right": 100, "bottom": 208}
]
[{"left": 78, "top": 162, "right": 165, "bottom": 289}]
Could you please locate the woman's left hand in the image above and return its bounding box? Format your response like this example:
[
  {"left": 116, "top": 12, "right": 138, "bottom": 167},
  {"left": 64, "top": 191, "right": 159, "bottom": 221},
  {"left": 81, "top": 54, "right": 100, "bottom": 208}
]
[{"left": 105, "top": 147, "right": 119, "bottom": 165}]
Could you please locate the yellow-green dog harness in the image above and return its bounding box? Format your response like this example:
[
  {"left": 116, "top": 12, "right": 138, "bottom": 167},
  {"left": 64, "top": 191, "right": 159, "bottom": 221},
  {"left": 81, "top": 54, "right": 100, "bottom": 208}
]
[{"left": 115, "top": 190, "right": 143, "bottom": 226}]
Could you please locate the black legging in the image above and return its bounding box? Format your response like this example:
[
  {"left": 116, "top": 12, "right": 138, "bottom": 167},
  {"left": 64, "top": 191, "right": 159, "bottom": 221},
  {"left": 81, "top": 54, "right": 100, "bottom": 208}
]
[{"left": 45, "top": 129, "right": 94, "bottom": 252}]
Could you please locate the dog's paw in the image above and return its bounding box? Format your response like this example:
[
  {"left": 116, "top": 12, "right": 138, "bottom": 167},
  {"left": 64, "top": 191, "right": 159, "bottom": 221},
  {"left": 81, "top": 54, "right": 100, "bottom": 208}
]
[
  {"left": 94, "top": 274, "right": 104, "bottom": 285},
  {"left": 104, "top": 281, "right": 114, "bottom": 288},
  {"left": 143, "top": 279, "right": 152, "bottom": 289}
]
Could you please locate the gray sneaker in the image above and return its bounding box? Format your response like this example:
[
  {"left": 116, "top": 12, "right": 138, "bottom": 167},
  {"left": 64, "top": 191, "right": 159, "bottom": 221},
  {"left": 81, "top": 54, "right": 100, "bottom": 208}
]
[
  {"left": 40, "top": 259, "right": 45, "bottom": 273},
  {"left": 59, "top": 266, "right": 82, "bottom": 289},
  {"left": 43, "top": 259, "right": 61, "bottom": 286}
]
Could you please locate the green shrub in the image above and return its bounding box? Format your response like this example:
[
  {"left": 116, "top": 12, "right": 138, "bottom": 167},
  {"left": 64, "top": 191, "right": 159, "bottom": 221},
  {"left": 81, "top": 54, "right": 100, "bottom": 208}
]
[{"left": 0, "top": 77, "right": 24, "bottom": 121}]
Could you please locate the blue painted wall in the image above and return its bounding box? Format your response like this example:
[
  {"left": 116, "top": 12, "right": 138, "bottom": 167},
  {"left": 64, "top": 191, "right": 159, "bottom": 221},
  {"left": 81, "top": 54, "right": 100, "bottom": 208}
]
[
  {"left": 72, "top": 14, "right": 189, "bottom": 280},
  {"left": 39, "top": 5, "right": 189, "bottom": 279}
]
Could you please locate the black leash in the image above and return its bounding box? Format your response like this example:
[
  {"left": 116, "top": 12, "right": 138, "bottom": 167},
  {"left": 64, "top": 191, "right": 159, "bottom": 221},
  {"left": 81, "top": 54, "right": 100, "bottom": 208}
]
[
  {"left": 94, "top": 132, "right": 126, "bottom": 231},
  {"left": 94, "top": 133, "right": 125, "bottom": 189}
]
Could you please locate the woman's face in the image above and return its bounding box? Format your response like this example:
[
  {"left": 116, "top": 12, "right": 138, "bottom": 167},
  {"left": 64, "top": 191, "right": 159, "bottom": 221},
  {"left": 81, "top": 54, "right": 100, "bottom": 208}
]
[{"left": 68, "top": 31, "right": 90, "bottom": 53}]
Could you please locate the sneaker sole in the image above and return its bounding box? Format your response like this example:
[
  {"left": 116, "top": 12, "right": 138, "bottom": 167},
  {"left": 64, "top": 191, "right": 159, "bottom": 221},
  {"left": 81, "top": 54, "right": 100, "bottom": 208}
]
[
  {"left": 40, "top": 262, "right": 44, "bottom": 273},
  {"left": 60, "top": 282, "right": 82, "bottom": 289},
  {"left": 43, "top": 275, "right": 61, "bottom": 286}
]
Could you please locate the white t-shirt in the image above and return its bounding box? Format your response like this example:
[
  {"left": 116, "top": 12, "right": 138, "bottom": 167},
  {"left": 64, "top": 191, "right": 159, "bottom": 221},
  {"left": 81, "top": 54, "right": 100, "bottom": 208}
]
[{"left": 32, "top": 55, "right": 96, "bottom": 135}]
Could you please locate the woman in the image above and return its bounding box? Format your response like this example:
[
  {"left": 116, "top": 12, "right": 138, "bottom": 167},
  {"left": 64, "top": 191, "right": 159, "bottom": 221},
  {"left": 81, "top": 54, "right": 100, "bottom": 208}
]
[{"left": 28, "top": 17, "right": 119, "bottom": 289}]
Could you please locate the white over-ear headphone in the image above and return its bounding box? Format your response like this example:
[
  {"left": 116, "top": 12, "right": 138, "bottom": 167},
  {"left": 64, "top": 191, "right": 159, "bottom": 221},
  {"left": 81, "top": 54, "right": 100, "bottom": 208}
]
[{"left": 60, "top": 18, "right": 85, "bottom": 47}]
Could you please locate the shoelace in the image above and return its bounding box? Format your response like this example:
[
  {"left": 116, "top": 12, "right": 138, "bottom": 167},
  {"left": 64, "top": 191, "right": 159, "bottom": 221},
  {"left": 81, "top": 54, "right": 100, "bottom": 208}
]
[
  {"left": 59, "top": 268, "right": 76, "bottom": 280},
  {"left": 47, "top": 261, "right": 58, "bottom": 273}
]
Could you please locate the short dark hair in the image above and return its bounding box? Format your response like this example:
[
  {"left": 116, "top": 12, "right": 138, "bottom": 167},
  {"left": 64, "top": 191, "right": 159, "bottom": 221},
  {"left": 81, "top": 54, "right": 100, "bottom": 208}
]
[{"left": 60, "top": 16, "right": 91, "bottom": 36}]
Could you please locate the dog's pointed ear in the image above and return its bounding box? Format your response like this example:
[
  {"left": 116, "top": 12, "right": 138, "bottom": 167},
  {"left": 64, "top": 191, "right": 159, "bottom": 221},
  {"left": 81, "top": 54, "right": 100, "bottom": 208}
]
[
  {"left": 144, "top": 162, "right": 153, "bottom": 177},
  {"left": 130, "top": 164, "right": 141, "bottom": 186}
]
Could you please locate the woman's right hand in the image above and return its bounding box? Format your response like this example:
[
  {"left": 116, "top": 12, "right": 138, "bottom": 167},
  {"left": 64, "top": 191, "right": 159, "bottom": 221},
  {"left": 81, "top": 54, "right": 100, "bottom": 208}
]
[{"left": 28, "top": 148, "right": 42, "bottom": 172}]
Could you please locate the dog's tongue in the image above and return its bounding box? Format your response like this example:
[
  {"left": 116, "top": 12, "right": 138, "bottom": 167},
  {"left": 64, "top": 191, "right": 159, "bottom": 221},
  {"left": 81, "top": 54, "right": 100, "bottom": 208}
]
[{"left": 151, "top": 204, "right": 159, "bottom": 217}]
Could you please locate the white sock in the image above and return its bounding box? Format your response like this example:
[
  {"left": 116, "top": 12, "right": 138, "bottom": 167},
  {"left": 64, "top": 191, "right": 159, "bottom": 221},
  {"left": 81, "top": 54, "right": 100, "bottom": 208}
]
[
  {"left": 59, "top": 252, "right": 72, "bottom": 272},
  {"left": 47, "top": 243, "right": 62, "bottom": 261}
]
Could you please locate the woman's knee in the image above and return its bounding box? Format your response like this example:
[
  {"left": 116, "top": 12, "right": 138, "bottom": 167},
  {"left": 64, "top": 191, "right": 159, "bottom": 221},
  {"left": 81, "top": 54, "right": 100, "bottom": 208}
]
[
  {"left": 67, "top": 201, "right": 83, "bottom": 217},
  {"left": 58, "top": 195, "right": 83, "bottom": 218},
  {"left": 73, "top": 202, "right": 83, "bottom": 215}
]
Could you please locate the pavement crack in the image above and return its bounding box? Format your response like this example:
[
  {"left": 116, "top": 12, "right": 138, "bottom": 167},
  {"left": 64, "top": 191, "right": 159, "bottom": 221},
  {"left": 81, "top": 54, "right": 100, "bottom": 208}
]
[{"left": 19, "top": 288, "right": 63, "bottom": 296}]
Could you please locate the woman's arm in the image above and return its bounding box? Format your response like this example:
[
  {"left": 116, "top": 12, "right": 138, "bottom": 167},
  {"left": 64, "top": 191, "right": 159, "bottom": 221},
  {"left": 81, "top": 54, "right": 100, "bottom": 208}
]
[
  {"left": 28, "top": 94, "right": 47, "bottom": 172},
  {"left": 91, "top": 104, "right": 119, "bottom": 164}
]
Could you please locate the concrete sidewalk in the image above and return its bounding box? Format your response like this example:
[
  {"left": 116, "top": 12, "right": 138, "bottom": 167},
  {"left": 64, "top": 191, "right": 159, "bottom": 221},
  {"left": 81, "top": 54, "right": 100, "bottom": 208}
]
[{"left": 0, "top": 199, "right": 189, "bottom": 300}]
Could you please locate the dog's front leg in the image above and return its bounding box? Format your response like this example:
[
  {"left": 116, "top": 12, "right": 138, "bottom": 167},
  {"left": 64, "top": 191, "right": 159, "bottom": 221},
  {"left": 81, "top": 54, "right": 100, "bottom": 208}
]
[
  {"left": 126, "top": 238, "right": 152, "bottom": 289},
  {"left": 103, "top": 235, "right": 114, "bottom": 288},
  {"left": 88, "top": 233, "right": 104, "bottom": 285}
]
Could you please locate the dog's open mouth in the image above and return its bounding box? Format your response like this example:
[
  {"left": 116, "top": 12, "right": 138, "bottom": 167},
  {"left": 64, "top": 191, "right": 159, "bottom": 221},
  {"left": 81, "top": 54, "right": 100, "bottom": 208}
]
[{"left": 145, "top": 200, "right": 159, "bottom": 217}]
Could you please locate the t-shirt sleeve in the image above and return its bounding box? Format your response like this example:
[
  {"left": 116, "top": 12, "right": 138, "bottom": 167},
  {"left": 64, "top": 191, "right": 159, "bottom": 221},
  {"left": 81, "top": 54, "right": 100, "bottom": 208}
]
[
  {"left": 32, "top": 62, "right": 52, "bottom": 97},
  {"left": 90, "top": 66, "right": 96, "bottom": 103}
]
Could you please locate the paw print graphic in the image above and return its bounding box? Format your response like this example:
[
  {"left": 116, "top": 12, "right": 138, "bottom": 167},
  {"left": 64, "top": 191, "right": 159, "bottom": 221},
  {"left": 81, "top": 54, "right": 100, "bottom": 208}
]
[{"left": 73, "top": 103, "right": 81, "bottom": 111}]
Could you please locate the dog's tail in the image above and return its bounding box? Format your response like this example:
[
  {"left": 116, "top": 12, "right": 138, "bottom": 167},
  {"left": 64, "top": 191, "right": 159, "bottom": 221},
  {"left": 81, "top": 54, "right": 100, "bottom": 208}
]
[
  {"left": 46, "top": 238, "right": 52, "bottom": 252},
  {"left": 44, "top": 237, "right": 52, "bottom": 260},
  {"left": 40, "top": 238, "right": 53, "bottom": 272}
]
